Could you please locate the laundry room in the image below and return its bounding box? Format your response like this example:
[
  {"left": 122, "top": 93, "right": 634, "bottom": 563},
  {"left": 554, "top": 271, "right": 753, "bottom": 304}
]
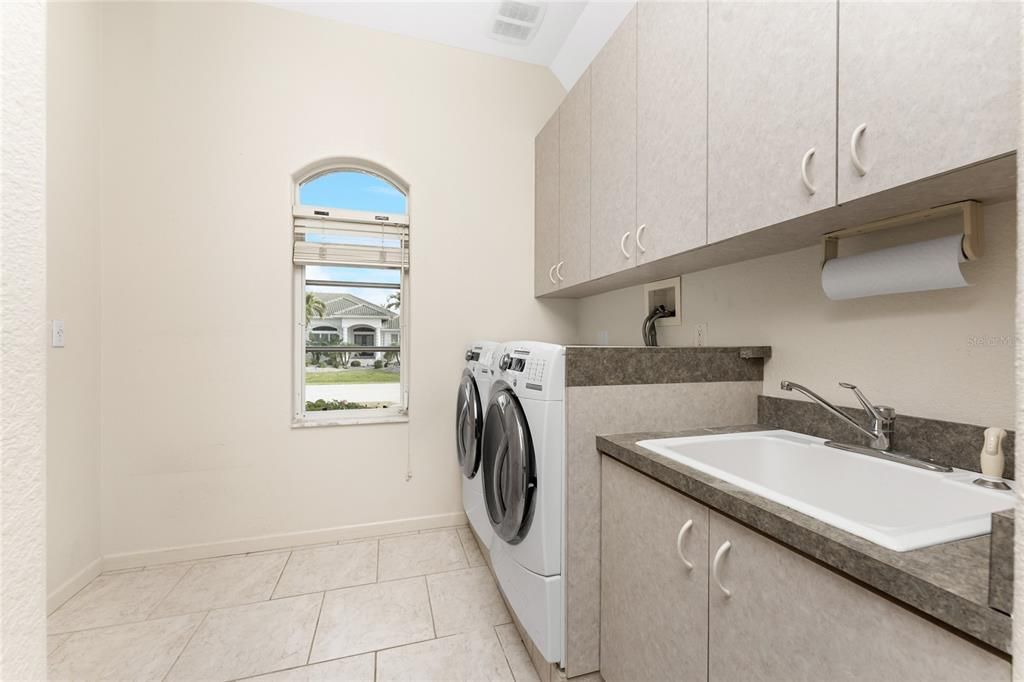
[{"left": 1, "top": 1, "right": 1020, "bottom": 681}]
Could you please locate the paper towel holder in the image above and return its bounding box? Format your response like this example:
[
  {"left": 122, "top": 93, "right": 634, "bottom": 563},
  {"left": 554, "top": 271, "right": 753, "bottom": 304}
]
[{"left": 822, "top": 200, "right": 983, "bottom": 265}]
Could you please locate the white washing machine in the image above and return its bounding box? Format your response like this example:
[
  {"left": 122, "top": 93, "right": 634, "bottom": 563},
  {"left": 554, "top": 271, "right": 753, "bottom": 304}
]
[
  {"left": 456, "top": 341, "right": 499, "bottom": 551},
  {"left": 482, "top": 340, "right": 565, "bottom": 664}
]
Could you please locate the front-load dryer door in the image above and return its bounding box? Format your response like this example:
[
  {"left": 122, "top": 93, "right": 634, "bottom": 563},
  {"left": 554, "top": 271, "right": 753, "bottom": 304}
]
[
  {"left": 482, "top": 386, "right": 537, "bottom": 544},
  {"left": 456, "top": 369, "right": 483, "bottom": 478}
]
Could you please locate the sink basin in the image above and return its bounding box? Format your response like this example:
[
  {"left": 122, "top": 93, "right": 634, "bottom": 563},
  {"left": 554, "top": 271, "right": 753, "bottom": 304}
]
[{"left": 636, "top": 430, "right": 1013, "bottom": 551}]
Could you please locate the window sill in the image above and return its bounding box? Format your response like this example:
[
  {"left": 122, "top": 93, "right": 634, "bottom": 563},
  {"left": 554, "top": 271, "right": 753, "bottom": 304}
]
[{"left": 292, "top": 414, "right": 409, "bottom": 428}]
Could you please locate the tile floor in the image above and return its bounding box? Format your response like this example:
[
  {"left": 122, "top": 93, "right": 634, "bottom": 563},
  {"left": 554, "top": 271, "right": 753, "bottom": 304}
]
[{"left": 48, "top": 526, "right": 540, "bottom": 682}]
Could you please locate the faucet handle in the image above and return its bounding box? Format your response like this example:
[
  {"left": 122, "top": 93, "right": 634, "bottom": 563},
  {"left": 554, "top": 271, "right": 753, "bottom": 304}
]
[{"left": 838, "top": 382, "right": 889, "bottom": 421}]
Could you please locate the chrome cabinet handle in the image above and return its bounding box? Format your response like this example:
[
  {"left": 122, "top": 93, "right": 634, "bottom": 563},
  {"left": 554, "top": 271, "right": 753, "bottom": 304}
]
[
  {"left": 548, "top": 264, "right": 557, "bottom": 285},
  {"left": 620, "top": 232, "right": 632, "bottom": 259},
  {"left": 676, "top": 519, "right": 694, "bottom": 570},
  {"left": 850, "top": 123, "right": 868, "bottom": 177},
  {"left": 636, "top": 224, "right": 647, "bottom": 254},
  {"left": 712, "top": 540, "right": 732, "bottom": 598},
  {"left": 555, "top": 261, "right": 565, "bottom": 281},
  {"left": 800, "top": 147, "right": 816, "bottom": 195}
]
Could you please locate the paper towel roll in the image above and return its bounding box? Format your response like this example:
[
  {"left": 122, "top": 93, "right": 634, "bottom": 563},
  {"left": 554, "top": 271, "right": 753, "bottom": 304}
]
[{"left": 821, "top": 234, "right": 968, "bottom": 300}]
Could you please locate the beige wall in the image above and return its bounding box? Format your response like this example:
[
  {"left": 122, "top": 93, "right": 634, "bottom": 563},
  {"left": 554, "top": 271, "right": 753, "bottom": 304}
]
[
  {"left": 96, "top": 2, "right": 575, "bottom": 559},
  {"left": 1, "top": 0, "right": 48, "bottom": 676},
  {"left": 46, "top": 1, "right": 103, "bottom": 601},
  {"left": 578, "top": 201, "right": 1016, "bottom": 429}
]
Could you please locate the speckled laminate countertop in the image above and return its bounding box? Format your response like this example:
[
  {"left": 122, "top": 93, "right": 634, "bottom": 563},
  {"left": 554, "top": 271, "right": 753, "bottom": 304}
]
[{"left": 597, "top": 425, "right": 1011, "bottom": 656}]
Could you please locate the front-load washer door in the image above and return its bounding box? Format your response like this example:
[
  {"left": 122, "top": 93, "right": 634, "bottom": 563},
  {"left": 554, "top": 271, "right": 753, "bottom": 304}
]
[
  {"left": 482, "top": 386, "right": 537, "bottom": 545},
  {"left": 456, "top": 368, "right": 483, "bottom": 479}
]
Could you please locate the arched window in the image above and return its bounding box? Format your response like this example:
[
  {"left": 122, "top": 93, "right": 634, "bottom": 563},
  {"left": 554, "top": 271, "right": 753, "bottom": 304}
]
[{"left": 292, "top": 160, "right": 408, "bottom": 423}]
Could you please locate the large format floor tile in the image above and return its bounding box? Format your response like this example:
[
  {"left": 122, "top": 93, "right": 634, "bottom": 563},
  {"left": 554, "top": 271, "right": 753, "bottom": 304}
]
[
  {"left": 47, "top": 613, "right": 203, "bottom": 681},
  {"left": 495, "top": 624, "right": 541, "bottom": 682},
  {"left": 48, "top": 564, "right": 190, "bottom": 633},
  {"left": 166, "top": 593, "right": 322, "bottom": 681},
  {"left": 310, "top": 577, "right": 434, "bottom": 662},
  {"left": 242, "top": 653, "right": 375, "bottom": 681},
  {"left": 273, "top": 540, "right": 377, "bottom": 598},
  {"left": 152, "top": 551, "right": 289, "bottom": 617},
  {"left": 427, "top": 566, "right": 510, "bottom": 636},
  {"left": 378, "top": 528, "right": 467, "bottom": 581},
  {"left": 376, "top": 628, "right": 514, "bottom": 682}
]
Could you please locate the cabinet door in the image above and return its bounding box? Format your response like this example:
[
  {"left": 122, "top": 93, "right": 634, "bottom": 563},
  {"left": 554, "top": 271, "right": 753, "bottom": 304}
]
[
  {"left": 558, "top": 69, "right": 591, "bottom": 288},
  {"left": 837, "top": 2, "right": 1019, "bottom": 203},
  {"left": 707, "top": 1, "right": 837, "bottom": 243},
  {"left": 707, "top": 512, "right": 1009, "bottom": 681},
  {"left": 637, "top": 0, "right": 708, "bottom": 262},
  {"left": 601, "top": 457, "right": 709, "bottom": 682},
  {"left": 589, "top": 7, "right": 637, "bottom": 280},
  {"left": 534, "top": 114, "right": 559, "bottom": 297}
]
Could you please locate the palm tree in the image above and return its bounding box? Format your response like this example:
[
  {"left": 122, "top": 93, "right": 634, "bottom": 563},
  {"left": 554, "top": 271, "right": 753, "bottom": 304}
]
[
  {"left": 305, "top": 292, "right": 327, "bottom": 325},
  {"left": 386, "top": 291, "right": 400, "bottom": 311}
]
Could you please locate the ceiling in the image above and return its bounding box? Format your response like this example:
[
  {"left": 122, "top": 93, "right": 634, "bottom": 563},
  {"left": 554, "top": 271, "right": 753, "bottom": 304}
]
[{"left": 265, "top": 1, "right": 634, "bottom": 90}]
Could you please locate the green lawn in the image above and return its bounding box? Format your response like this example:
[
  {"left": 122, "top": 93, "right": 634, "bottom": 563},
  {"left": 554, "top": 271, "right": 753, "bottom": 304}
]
[{"left": 305, "top": 369, "right": 400, "bottom": 384}]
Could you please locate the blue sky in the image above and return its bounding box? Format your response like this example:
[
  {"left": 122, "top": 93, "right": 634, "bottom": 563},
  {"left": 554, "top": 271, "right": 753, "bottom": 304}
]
[{"left": 300, "top": 171, "right": 407, "bottom": 214}]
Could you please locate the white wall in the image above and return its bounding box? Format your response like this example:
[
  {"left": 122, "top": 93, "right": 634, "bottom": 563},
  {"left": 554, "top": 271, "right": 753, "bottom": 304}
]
[
  {"left": 0, "top": 0, "right": 48, "bottom": 676},
  {"left": 97, "top": 2, "right": 576, "bottom": 560},
  {"left": 578, "top": 201, "right": 1017, "bottom": 429},
  {"left": 46, "top": 1, "right": 103, "bottom": 603}
]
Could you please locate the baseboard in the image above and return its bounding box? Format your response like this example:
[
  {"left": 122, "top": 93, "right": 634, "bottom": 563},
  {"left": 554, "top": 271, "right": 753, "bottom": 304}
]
[
  {"left": 48, "top": 556, "right": 103, "bottom": 615},
  {"left": 101, "top": 511, "right": 468, "bottom": 572}
]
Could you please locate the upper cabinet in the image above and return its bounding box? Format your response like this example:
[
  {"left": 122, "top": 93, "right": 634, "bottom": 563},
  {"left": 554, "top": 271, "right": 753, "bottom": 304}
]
[
  {"left": 590, "top": 8, "right": 638, "bottom": 281},
  {"left": 558, "top": 69, "right": 592, "bottom": 289},
  {"left": 534, "top": 0, "right": 1018, "bottom": 298},
  {"left": 707, "top": 1, "right": 838, "bottom": 244},
  {"left": 637, "top": 0, "right": 708, "bottom": 263},
  {"left": 534, "top": 115, "right": 560, "bottom": 297},
  {"left": 837, "top": 2, "right": 1020, "bottom": 203}
]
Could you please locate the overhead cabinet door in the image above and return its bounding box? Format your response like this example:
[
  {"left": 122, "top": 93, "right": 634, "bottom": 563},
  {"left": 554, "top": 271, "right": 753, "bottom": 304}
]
[
  {"left": 534, "top": 114, "right": 559, "bottom": 296},
  {"left": 707, "top": 1, "right": 837, "bottom": 243},
  {"left": 558, "top": 69, "right": 592, "bottom": 288},
  {"left": 590, "top": 8, "right": 638, "bottom": 280},
  {"left": 637, "top": 0, "right": 708, "bottom": 263},
  {"left": 837, "top": 1, "right": 1020, "bottom": 203}
]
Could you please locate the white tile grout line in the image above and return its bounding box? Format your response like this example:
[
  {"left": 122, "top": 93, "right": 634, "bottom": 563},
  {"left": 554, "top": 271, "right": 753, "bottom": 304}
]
[
  {"left": 422, "top": 574, "right": 438, "bottom": 640},
  {"left": 160, "top": 610, "right": 209, "bottom": 682},
  {"left": 268, "top": 551, "right": 294, "bottom": 600},
  {"left": 493, "top": 624, "right": 521, "bottom": 682},
  {"left": 305, "top": 592, "right": 326, "bottom": 665}
]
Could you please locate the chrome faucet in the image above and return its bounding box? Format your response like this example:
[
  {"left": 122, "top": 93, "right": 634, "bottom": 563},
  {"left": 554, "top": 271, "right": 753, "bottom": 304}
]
[
  {"left": 779, "top": 380, "right": 951, "bottom": 473},
  {"left": 780, "top": 380, "right": 894, "bottom": 450}
]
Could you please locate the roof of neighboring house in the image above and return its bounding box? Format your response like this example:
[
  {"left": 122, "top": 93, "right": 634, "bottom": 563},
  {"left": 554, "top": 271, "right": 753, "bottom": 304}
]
[{"left": 313, "top": 292, "right": 398, "bottom": 320}]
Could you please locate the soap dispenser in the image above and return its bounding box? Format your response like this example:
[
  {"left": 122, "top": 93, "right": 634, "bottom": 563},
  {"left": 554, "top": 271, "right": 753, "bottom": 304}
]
[{"left": 973, "top": 427, "right": 1010, "bottom": 490}]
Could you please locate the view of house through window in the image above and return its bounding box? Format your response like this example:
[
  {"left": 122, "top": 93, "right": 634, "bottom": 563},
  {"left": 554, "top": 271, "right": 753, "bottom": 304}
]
[{"left": 293, "top": 168, "right": 408, "bottom": 420}]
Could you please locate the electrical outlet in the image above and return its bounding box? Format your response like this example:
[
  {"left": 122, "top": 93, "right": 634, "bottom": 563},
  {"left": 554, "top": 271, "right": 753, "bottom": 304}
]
[
  {"left": 51, "top": 320, "right": 65, "bottom": 348},
  {"left": 695, "top": 322, "right": 707, "bottom": 347}
]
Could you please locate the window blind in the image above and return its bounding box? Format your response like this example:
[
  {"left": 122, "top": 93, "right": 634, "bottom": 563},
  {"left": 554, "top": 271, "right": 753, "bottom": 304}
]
[{"left": 293, "top": 206, "right": 409, "bottom": 269}]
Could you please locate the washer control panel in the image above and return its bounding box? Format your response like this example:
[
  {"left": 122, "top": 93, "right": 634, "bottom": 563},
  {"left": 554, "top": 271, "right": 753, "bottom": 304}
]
[{"left": 525, "top": 358, "right": 547, "bottom": 385}]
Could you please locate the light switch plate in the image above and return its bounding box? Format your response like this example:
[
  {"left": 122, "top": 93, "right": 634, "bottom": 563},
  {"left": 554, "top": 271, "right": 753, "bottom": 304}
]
[{"left": 51, "top": 320, "right": 65, "bottom": 348}]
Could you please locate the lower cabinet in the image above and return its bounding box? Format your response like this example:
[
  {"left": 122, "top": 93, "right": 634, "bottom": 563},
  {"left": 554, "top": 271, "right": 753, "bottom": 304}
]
[
  {"left": 601, "top": 457, "right": 709, "bottom": 682},
  {"left": 600, "top": 456, "right": 1010, "bottom": 682}
]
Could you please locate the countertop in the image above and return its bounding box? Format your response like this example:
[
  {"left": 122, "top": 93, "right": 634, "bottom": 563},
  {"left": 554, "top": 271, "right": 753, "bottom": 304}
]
[{"left": 597, "top": 425, "right": 1011, "bottom": 656}]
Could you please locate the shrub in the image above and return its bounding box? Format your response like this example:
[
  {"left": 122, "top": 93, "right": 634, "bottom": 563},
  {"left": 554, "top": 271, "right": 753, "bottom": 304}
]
[
  {"left": 305, "top": 399, "right": 373, "bottom": 411},
  {"left": 327, "top": 354, "right": 341, "bottom": 368},
  {"left": 373, "top": 359, "right": 384, "bottom": 369},
  {"left": 350, "top": 360, "right": 362, "bottom": 367}
]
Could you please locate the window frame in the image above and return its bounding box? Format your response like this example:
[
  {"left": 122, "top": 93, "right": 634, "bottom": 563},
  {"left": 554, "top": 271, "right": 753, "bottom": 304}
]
[{"left": 291, "top": 162, "right": 410, "bottom": 428}]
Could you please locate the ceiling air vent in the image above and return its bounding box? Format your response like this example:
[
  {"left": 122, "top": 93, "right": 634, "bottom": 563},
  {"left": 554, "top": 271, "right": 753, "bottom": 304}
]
[{"left": 491, "top": 1, "right": 546, "bottom": 45}]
